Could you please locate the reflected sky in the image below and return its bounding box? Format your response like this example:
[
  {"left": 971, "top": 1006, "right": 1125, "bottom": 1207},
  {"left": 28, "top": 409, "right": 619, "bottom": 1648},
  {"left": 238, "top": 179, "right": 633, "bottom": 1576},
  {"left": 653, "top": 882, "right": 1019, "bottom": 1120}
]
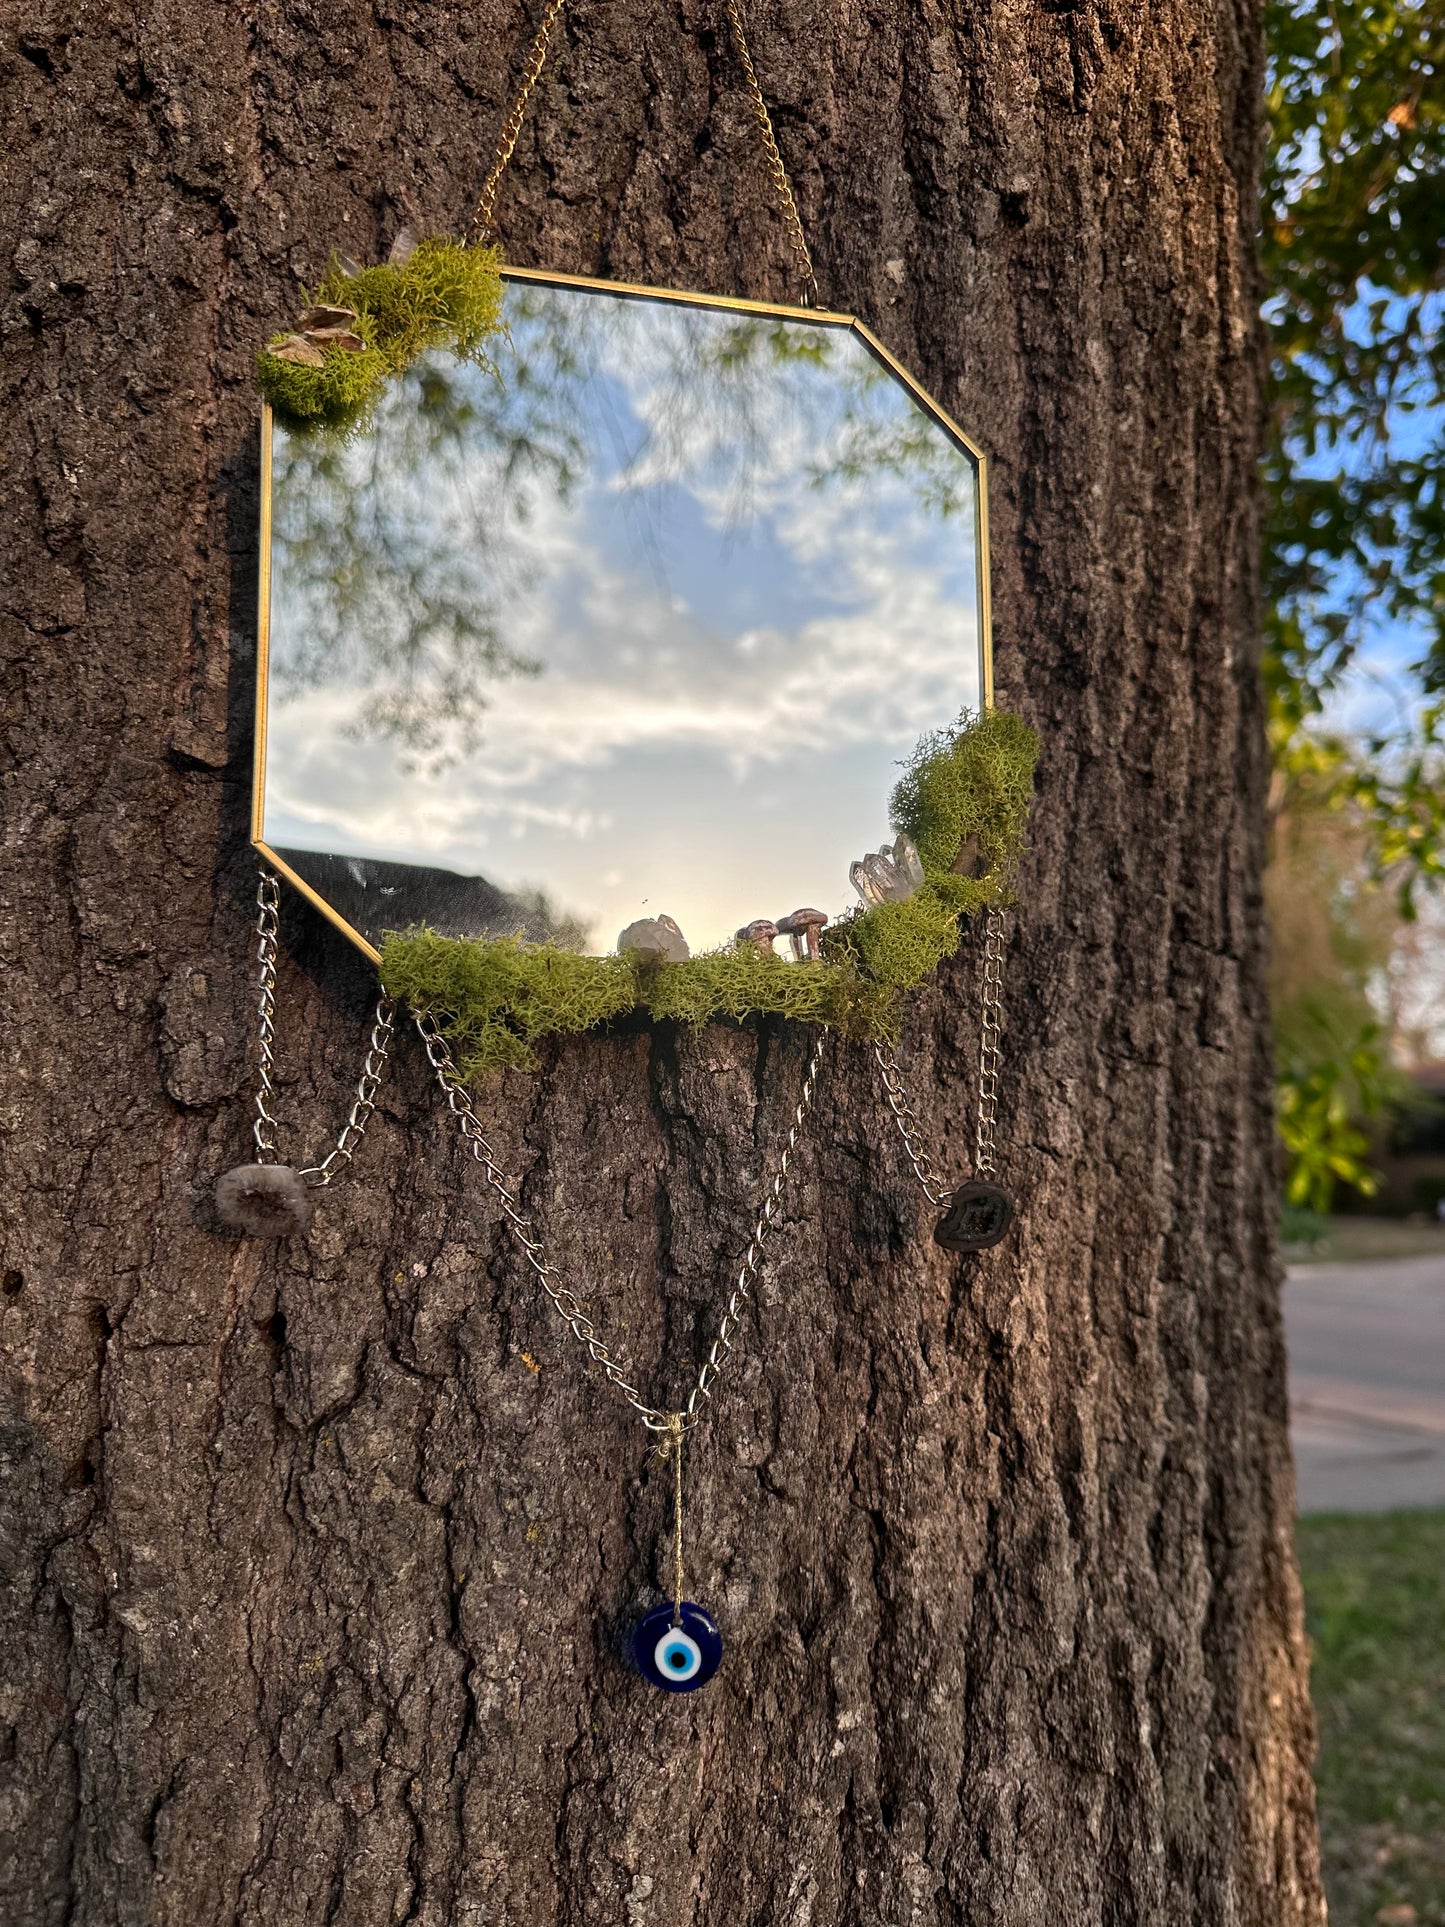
[{"left": 262, "top": 279, "right": 984, "bottom": 953}]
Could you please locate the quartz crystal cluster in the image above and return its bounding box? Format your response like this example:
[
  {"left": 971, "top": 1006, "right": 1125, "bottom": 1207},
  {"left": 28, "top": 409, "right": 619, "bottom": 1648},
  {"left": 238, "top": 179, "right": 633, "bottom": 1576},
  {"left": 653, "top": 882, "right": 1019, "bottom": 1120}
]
[
  {"left": 620, "top": 833, "right": 925, "bottom": 970},
  {"left": 849, "top": 834, "right": 925, "bottom": 908},
  {"left": 617, "top": 914, "right": 691, "bottom": 963}
]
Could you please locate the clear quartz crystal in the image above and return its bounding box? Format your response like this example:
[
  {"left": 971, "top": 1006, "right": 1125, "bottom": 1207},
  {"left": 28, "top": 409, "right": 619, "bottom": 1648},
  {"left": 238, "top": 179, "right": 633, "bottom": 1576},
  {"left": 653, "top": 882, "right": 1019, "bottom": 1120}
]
[
  {"left": 850, "top": 833, "right": 924, "bottom": 908},
  {"left": 895, "top": 833, "right": 925, "bottom": 889}
]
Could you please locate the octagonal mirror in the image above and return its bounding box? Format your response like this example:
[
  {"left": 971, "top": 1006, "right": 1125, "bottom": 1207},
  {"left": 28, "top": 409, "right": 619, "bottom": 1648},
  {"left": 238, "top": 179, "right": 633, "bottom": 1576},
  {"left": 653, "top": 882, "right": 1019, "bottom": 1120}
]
[{"left": 254, "top": 268, "right": 993, "bottom": 959}]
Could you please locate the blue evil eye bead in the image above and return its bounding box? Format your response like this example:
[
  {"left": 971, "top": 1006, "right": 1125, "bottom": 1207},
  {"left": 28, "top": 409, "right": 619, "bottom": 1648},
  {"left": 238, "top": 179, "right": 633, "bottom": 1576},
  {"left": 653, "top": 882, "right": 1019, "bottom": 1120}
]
[{"left": 632, "top": 1601, "right": 723, "bottom": 1693}]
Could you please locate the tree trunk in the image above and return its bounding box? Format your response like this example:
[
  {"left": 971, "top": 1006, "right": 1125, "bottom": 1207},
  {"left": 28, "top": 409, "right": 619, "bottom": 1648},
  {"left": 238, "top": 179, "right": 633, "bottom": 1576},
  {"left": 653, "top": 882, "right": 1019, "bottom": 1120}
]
[{"left": 1, "top": 2, "right": 1324, "bottom": 1922}]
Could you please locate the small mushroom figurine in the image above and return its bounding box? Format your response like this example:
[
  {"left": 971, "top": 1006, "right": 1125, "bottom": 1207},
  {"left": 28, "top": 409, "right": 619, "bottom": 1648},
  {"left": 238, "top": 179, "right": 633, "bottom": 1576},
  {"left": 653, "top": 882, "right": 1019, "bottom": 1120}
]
[
  {"left": 263, "top": 231, "right": 414, "bottom": 366},
  {"left": 735, "top": 918, "right": 778, "bottom": 958},
  {"left": 775, "top": 908, "right": 828, "bottom": 961},
  {"left": 267, "top": 303, "right": 366, "bottom": 365}
]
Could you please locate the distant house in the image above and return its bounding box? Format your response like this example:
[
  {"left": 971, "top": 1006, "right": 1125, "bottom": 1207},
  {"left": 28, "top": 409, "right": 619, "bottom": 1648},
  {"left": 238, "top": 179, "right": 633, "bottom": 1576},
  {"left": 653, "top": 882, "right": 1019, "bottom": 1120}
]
[{"left": 1376, "top": 1062, "right": 1445, "bottom": 1215}]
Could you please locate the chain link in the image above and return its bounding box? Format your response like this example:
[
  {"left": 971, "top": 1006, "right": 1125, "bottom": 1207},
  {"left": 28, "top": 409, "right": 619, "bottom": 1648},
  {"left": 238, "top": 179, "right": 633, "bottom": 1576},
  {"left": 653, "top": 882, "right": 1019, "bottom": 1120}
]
[
  {"left": 685, "top": 1029, "right": 823, "bottom": 1420},
  {"left": 722, "top": 0, "right": 820, "bottom": 305},
  {"left": 418, "top": 1011, "right": 824, "bottom": 1433},
  {"left": 253, "top": 871, "right": 283, "bottom": 1162},
  {"left": 470, "top": 0, "right": 819, "bottom": 305},
  {"left": 876, "top": 902, "right": 1008, "bottom": 1199},
  {"left": 298, "top": 998, "right": 397, "bottom": 1187},
  {"left": 251, "top": 868, "right": 395, "bottom": 1185},
  {"left": 974, "top": 902, "right": 1005, "bottom": 1178},
  {"left": 470, "top": 0, "right": 568, "bottom": 242},
  {"left": 871, "top": 1041, "right": 954, "bottom": 1207}
]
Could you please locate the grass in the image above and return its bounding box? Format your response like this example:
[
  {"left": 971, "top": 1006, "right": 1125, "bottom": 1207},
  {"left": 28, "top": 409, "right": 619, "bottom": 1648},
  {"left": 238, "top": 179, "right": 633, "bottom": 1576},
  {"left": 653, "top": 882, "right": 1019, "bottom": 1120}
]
[{"left": 1299, "top": 1509, "right": 1445, "bottom": 1926}]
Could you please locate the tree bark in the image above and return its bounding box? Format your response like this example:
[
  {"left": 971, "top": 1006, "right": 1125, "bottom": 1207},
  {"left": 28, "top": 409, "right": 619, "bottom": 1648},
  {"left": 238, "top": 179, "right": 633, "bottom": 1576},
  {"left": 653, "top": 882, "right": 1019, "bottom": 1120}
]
[{"left": 0, "top": 2, "right": 1323, "bottom": 1923}]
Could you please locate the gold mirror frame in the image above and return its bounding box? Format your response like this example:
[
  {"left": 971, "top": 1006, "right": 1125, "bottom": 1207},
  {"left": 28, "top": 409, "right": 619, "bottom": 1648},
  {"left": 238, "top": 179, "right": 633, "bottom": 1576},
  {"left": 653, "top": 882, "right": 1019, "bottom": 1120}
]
[{"left": 251, "top": 265, "right": 995, "bottom": 963}]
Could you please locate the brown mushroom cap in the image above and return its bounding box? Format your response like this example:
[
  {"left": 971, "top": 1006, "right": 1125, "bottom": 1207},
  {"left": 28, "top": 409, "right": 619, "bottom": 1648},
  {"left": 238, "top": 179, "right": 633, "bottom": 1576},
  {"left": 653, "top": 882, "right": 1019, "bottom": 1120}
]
[
  {"left": 775, "top": 908, "right": 828, "bottom": 934},
  {"left": 296, "top": 303, "right": 359, "bottom": 332},
  {"left": 303, "top": 327, "right": 366, "bottom": 353},
  {"left": 268, "top": 334, "right": 326, "bottom": 366},
  {"left": 736, "top": 919, "right": 778, "bottom": 957}
]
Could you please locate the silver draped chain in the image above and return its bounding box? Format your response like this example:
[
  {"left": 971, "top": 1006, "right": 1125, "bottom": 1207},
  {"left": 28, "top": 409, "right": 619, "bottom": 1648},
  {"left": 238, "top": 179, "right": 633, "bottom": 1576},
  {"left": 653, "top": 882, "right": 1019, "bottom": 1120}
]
[
  {"left": 874, "top": 900, "right": 1007, "bottom": 1201},
  {"left": 251, "top": 869, "right": 396, "bottom": 1184},
  {"left": 418, "top": 1010, "right": 825, "bottom": 1435}
]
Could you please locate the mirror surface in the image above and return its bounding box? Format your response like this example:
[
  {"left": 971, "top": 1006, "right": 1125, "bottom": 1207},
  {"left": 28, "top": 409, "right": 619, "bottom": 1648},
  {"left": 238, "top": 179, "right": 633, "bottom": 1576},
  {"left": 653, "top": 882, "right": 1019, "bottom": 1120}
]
[{"left": 259, "top": 272, "right": 988, "bottom": 954}]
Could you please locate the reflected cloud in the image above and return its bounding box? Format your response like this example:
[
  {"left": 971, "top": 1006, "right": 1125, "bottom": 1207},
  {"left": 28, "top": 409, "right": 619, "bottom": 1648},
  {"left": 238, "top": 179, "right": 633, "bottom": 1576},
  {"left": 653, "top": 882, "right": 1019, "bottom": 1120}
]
[{"left": 264, "top": 278, "right": 984, "bottom": 952}]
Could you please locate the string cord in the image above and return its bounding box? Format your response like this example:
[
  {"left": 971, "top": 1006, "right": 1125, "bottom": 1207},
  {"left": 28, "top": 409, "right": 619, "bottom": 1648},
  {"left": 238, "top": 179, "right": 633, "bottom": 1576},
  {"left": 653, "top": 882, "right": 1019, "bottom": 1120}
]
[{"left": 657, "top": 1412, "right": 686, "bottom": 1624}]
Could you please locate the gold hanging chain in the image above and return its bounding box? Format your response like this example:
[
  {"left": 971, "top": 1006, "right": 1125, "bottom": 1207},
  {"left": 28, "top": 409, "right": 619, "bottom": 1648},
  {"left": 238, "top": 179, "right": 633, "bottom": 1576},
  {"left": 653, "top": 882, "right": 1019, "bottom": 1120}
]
[
  {"left": 471, "top": 0, "right": 820, "bottom": 305},
  {"left": 722, "top": 0, "right": 819, "bottom": 305},
  {"left": 659, "top": 1413, "right": 686, "bottom": 1622},
  {"left": 470, "top": 0, "right": 570, "bottom": 242}
]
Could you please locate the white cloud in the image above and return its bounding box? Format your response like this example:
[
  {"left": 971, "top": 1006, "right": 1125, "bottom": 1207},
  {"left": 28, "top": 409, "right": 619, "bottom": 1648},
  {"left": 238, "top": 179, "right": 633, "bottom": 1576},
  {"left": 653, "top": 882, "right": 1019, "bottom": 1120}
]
[{"left": 263, "top": 296, "right": 985, "bottom": 949}]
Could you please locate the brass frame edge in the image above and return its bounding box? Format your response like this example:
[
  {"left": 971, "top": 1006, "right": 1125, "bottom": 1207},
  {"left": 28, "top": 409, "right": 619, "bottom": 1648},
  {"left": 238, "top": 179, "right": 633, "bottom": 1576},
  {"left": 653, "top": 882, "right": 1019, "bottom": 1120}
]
[
  {"left": 977, "top": 454, "right": 994, "bottom": 710},
  {"left": 254, "top": 404, "right": 384, "bottom": 966},
  {"left": 846, "top": 320, "right": 989, "bottom": 464},
  {"left": 254, "top": 840, "right": 384, "bottom": 965},
  {"left": 252, "top": 409, "right": 273, "bottom": 846},
  {"left": 501, "top": 262, "right": 847, "bottom": 329},
  {"left": 251, "top": 272, "right": 997, "bottom": 959},
  {"left": 847, "top": 318, "right": 993, "bottom": 710}
]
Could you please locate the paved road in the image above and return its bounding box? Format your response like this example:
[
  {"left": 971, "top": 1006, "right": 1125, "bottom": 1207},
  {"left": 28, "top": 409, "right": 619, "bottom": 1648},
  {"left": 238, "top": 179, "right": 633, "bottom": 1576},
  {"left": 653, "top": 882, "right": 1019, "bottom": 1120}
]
[{"left": 1285, "top": 1254, "right": 1445, "bottom": 1513}]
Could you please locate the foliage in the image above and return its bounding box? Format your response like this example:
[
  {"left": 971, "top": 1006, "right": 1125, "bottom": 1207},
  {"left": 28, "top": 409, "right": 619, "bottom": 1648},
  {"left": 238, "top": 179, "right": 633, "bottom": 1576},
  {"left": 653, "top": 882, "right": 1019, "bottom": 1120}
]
[
  {"left": 1277, "top": 1048, "right": 1387, "bottom": 1210},
  {"left": 380, "top": 708, "right": 1038, "bottom": 1078},
  {"left": 1262, "top": 4, "right": 1445, "bottom": 1198},
  {"left": 1298, "top": 1510, "right": 1445, "bottom": 1926},
  {"left": 1263, "top": 0, "right": 1445, "bottom": 905},
  {"left": 256, "top": 239, "right": 505, "bottom": 433},
  {"left": 269, "top": 354, "right": 549, "bottom": 764},
  {"left": 1267, "top": 731, "right": 1408, "bottom": 1207}
]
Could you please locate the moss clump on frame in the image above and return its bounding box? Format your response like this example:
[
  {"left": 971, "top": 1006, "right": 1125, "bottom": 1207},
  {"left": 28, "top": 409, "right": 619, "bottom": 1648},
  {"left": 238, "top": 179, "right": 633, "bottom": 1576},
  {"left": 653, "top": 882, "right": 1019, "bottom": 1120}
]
[
  {"left": 827, "top": 704, "right": 1039, "bottom": 989},
  {"left": 379, "top": 707, "right": 1039, "bottom": 1079},
  {"left": 639, "top": 949, "right": 896, "bottom": 1039},
  {"left": 891, "top": 705, "right": 1038, "bottom": 880},
  {"left": 380, "top": 930, "right": 637, "bottom": 1075},
  {"left": 256, "top": 239, "right": 504, "bottom": 433}
]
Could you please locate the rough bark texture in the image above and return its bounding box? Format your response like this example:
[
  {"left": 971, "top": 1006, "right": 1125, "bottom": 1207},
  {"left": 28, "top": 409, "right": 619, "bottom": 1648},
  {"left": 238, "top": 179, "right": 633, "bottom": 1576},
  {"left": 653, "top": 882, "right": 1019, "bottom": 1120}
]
[{"left": 0, "top": 2, "right": 1324, "bottom": 1923}]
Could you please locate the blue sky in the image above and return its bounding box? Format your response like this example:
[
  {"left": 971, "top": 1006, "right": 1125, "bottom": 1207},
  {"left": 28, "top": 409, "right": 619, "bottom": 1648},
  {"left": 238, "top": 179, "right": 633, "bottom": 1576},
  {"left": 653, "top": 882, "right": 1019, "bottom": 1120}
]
[{"left": 264, "top": 285, "right": 985, "bottom": 951}]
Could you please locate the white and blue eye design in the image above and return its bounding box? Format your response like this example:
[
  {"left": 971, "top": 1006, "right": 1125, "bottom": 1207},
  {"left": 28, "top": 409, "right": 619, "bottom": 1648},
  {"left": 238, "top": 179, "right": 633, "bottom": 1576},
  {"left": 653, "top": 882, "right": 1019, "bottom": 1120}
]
[
  {"left": 655, "top": 1627, "right": 702, "bottom": 1682},
  {"left": 632, "top": 1601, "right": 723, "bottom": 1693}
]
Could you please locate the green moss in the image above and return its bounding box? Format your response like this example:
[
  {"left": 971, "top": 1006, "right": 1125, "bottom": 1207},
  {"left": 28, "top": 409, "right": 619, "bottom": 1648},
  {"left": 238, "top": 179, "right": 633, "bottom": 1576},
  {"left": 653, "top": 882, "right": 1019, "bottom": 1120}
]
[
  {"left": 380, "top": 928, "right": 635, "bottom": 1074},
  {"left": 379, "top": 934, "right": 900, "bottom": 1079},
  {"left": 826, "top": 707, "right": 1039, "bottom": 993},
  {"left": 891, "top": 704, "right": 1038, "bottom": 879},
  {"left": 830, "top": 890, "right": 963, "bottom": 989},
  {"left": 378, "top": 708, "right": 1038, "bottom": 1079},
  {"left": 641, "top": 947, "right": 895, "bottom": 1038},
  {"left": 256, "top": 238, "right": 504, "bottom": 433}
]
